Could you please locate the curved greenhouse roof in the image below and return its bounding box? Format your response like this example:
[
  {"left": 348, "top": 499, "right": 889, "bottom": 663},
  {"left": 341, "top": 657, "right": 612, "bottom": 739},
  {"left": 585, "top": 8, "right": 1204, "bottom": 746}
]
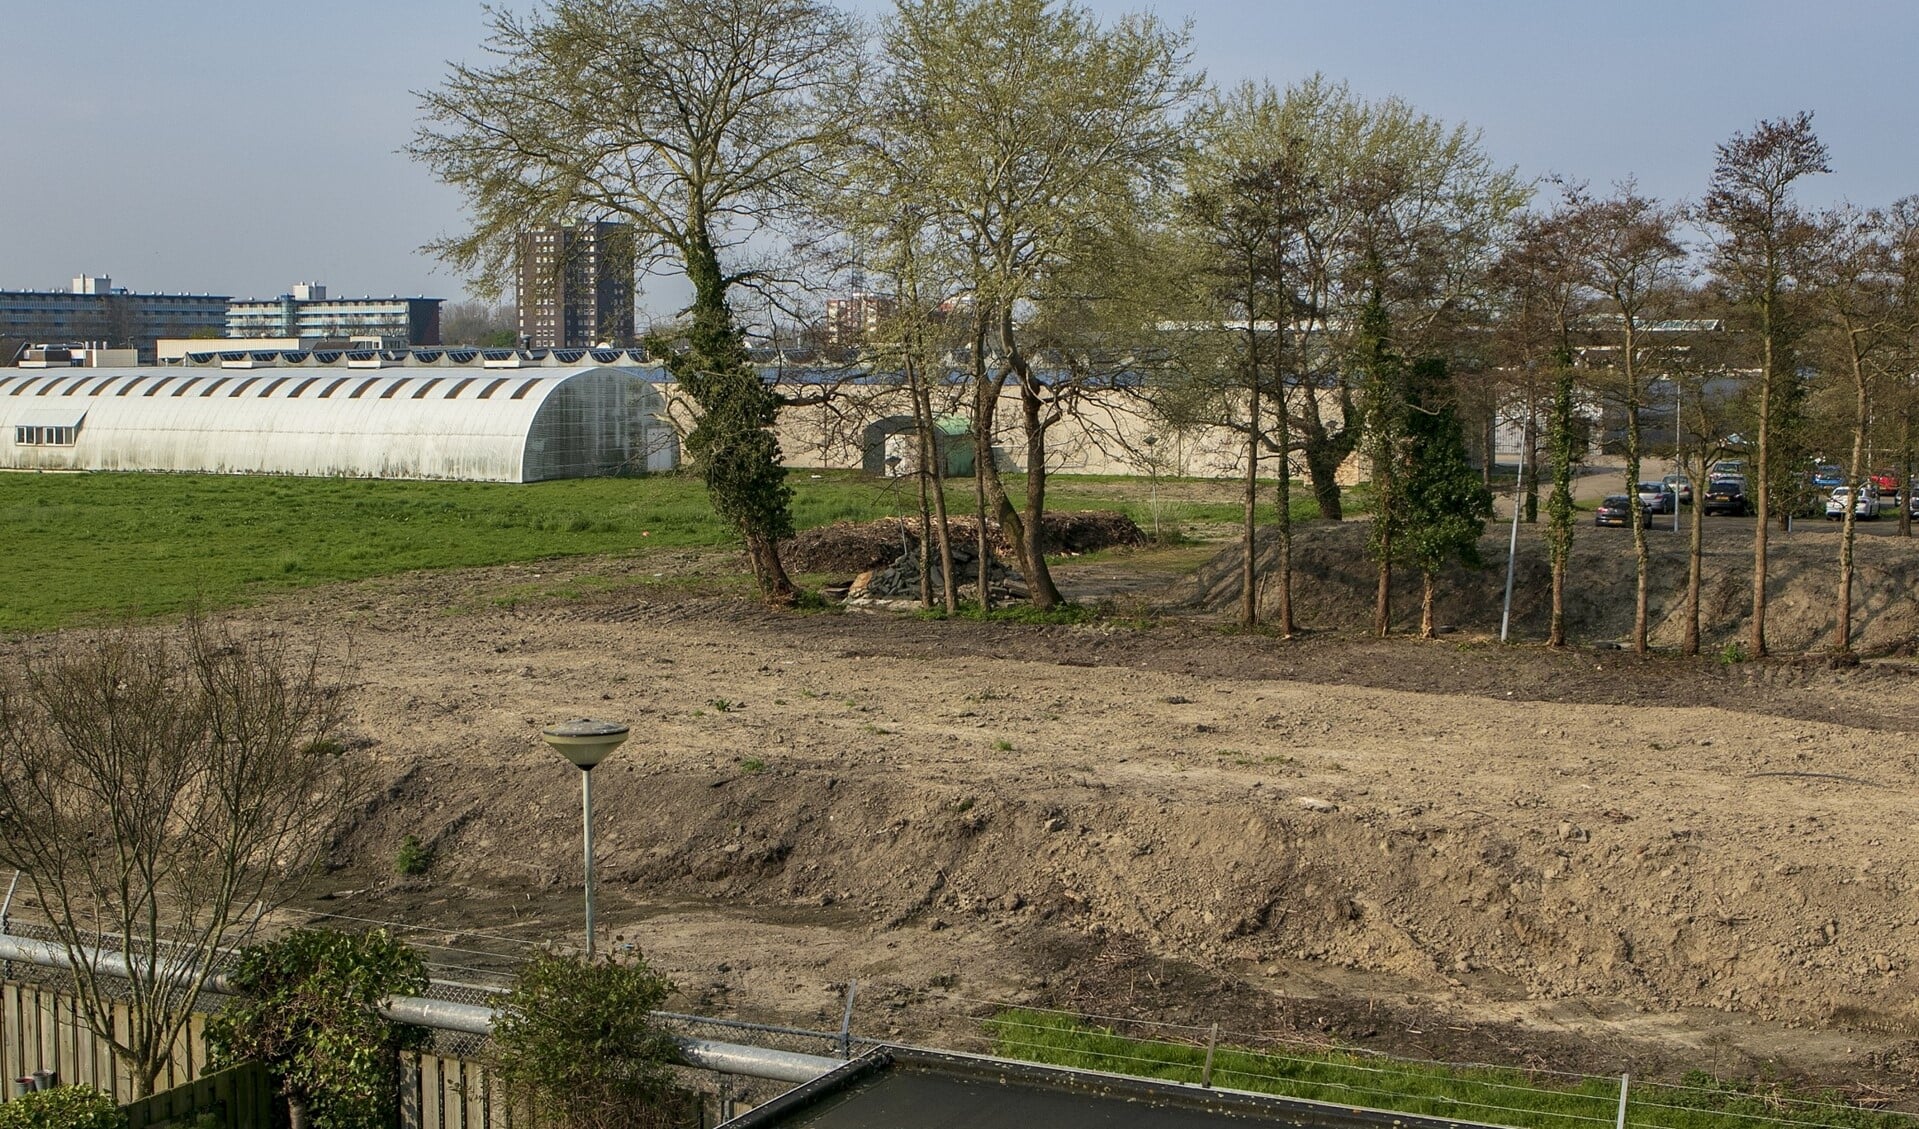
[{"left": 0, "top": 363, "right": 677, "bottom": 482}]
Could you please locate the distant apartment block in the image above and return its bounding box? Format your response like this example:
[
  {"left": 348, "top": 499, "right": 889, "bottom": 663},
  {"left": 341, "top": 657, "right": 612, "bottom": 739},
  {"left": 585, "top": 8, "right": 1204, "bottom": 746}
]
[
  {"left": 824, "top": 292, "right": 899, "bottom": 349},
  {"left": 516, "top": 222, "right": 636, "bottom": 348},
  {"left": 0, "top": 276, "right": 228, "bottom": 362},
  {"left": 226, "top": 284, "right": 443, "bottom": 347}
]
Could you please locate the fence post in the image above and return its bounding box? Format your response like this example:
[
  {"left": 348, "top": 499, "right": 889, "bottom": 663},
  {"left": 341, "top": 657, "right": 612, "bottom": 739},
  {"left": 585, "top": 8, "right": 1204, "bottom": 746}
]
[
  {"left": 1616, "top": 1073, "right": 1630, "bottom": 1129},
  {"left": 836, "top": 980, "right": 859, "bottom": 1059},
  {"left": 1201, "top": 1023, "right": 1219, "bottom": 1089}
]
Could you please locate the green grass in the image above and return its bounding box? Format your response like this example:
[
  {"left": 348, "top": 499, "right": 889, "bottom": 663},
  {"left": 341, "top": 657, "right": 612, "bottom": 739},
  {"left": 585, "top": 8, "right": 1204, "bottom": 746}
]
[
  {"left": 988, "top": 1010, "right": 1908, "bottom": 1129},
  {"left": 0, "top": 468, "right": 1362, "bottom": 632}
]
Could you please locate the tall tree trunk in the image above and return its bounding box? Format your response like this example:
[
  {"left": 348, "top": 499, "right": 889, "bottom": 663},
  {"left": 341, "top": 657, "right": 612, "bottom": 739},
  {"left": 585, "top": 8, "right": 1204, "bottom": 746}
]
[
  {"left": 1523, "top": 408, "right": 1540, "bottom": 523},
  {"left": 1901, "top": 414, "right": 1915, "bottom": 539},
  {"left": 1622, "top": 321, "right": 1649, "bottom": 655},
  {"left": 677, "top": 231, "right": 798, "bottom": 605},
  {"left": 1373, "top": 524, "right": 1392, "bottom": 638},
  {"left": 1684, "top": 450, "right": 1704, "bottom": 656},
  {"left": 1835, "top": 350, "right": 1870, "bottom": 654},
  {"left": 1546, "top": 365, "right": 1577, "bottom": 650},
  {"left": 918, "top": 383, "right": 959, "bottom": 613},
  {"left": 1242, "top": 352, "right": 1261, "bottom": 629},
  {"left": 971, "top": 320, "right": 997, "bottom": 609},
  {"left": 1750, "top": 319, "right": 1774, "bottom": 657},
  {"left": 1275, "top": 369, "right": 1297, "bottom": 638},
  {"left": 1419, "top": 571, "right": 1436, "bottom": 639},
  {"left": 914, "top": 390, "right": 935, "bottom": 609},
  {"left": 744, "top": 529, "right": 796, "bottom": 601},
  {"left": 1296, "top": 392, "right": 1350, "bottom": 520},
  {"left": 1013, "top": 362, "right": 1064, "bottom": 608}
]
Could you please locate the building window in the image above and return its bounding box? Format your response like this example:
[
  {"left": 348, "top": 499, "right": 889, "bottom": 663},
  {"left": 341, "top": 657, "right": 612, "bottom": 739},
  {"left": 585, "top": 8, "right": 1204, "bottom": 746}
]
[{"left": 15, "top": 425, "right": 77, "bottom": 446}]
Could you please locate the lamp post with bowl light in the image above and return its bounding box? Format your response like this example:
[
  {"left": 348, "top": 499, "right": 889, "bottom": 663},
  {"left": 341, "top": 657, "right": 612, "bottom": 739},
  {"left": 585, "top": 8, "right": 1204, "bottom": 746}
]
[{"left": 541, "top": 719, "right": 630, "bottom": 960}]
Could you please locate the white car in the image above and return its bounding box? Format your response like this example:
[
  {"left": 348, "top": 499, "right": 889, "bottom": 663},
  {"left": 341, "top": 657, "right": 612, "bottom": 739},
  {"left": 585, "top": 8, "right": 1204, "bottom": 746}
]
[{"left": 1826, "top": 486, "right": 1881, "bottom": 520}]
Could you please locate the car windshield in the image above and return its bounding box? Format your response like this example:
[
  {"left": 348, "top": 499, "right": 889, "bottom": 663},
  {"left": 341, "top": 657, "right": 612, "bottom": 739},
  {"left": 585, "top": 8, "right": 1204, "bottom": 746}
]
[{"left": 1603, "top": 496, "right": 1631, "bottom": 506}]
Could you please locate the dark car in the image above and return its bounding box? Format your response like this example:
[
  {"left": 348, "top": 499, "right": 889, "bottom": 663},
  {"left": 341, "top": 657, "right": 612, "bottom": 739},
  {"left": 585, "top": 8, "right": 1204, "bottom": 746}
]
[
  {"left": 1812, "top": 463, "right": 1844, "bottom": 489},
  {"left": 1702, "top": 476, "right": 1749, "bottom": 517},
  {"left": 1595, "top": 494, "right": 1645, "bottom": 527}
]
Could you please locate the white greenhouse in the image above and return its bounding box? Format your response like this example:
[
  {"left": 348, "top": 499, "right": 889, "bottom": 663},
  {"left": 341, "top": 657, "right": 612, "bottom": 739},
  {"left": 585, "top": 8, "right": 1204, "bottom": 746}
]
[{"left": 0, "top": 352, "right": 678, "bottom": 482}]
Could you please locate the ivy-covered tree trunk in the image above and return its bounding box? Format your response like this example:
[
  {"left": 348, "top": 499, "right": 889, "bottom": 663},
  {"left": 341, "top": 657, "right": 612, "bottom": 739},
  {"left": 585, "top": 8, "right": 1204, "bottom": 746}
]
[
  {"left": 1242, "top": 345, "right": 1261, "bottom": 629},
  {"left": 1544, "top": 358, "right": 1578, "bottom": 648},
  {"left": 1357, "top": 300, "right": 1405, "bottom": 638},
  {"left": 1274, "top": 363, "right": 1297, "bottom": 638},
  {"left": 1401, "top": 357, "right": 1494, "bottom": 641},
  {"left": 664, "top": 233, "right": 797, "bottom": 605}
]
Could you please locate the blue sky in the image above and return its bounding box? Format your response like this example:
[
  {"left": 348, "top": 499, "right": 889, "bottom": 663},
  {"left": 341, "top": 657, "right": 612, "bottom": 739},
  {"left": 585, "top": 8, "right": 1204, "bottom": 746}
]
[{"left": 2, "top": 1, "right": 1911, "bottom": 311}]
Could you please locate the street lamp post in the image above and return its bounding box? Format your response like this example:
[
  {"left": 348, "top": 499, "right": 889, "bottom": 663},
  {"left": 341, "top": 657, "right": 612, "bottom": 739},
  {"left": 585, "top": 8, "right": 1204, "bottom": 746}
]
[{"left": 542, "top": 719, "right": 631, "bottom": 961}]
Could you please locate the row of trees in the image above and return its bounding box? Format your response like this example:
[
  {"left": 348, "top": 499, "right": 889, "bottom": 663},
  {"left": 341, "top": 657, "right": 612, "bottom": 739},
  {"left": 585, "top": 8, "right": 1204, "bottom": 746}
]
[{"left": 412, "top": 0, "right": 1917, "bottom": 653}]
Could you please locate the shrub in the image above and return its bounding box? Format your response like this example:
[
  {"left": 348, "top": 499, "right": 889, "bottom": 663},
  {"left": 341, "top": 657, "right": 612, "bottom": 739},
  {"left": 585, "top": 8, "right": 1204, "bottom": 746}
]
[
  {"left": 490, "top": 953, "right": 681, "bottom": 1129},
  {"left": 206, "top": 928, "right": 428, "bottom": 1129},
  {"left": 0, "top": 1086, "right": 124, "bottom": 1129},
  {"left": 394, "top": 834, "right": 431, "bottom": 876}
]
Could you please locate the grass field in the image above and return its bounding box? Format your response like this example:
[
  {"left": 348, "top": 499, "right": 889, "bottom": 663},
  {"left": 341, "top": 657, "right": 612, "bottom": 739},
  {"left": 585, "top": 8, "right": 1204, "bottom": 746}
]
[
  {"left": 989, "top": 1009, "right": 1908, "bottom": 1129},
  {"left": 0, "top": 469, "right": 1328, "bottom": 632}
]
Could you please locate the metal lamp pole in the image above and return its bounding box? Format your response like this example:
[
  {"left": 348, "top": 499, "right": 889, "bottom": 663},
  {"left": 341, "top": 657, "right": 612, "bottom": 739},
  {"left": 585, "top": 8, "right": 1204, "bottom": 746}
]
[{"left": 542, "top": 719, "right": 631, "bottom": 961}]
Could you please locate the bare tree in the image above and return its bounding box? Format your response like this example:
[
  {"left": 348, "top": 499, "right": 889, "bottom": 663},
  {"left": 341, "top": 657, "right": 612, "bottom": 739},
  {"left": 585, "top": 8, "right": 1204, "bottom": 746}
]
[
  {"left": 0, "top": 619, "right": 362, "bottom": 1096},
  {"left": 1184, "top": 100, "right": 1318, "bottom": 632},
  {"left": 1580, "top": 185, "right": 1689, "bottom": 654},
  {"left": 1490, "top": 194, "right": 1591, "bottom": 647},
  {"left": 867, "top": 0, "right": 1199, "bottom": 610},
  {"left": 1806, "top": 206, "right": 1896, "bottom": 655},
  {"left": 1701, "top": 112, "right": 1830, "bottom": 658},
  {"left": 410, "top": 0, "right": 862, "bottom": 604}
]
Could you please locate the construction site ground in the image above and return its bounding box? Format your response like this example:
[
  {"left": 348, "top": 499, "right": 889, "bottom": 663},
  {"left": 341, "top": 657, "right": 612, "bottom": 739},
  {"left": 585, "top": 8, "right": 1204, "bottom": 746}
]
[{"left": 143, "top": 509, "right": 1915, "bottom": 1110}]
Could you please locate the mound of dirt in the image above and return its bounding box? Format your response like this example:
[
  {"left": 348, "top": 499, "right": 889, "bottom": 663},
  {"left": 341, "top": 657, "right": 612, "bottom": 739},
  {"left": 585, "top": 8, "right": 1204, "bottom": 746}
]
[
  {"left": 782, "top": 511, "right": 1146, "bottom": 575},
  {"left": 1176, "top": 518, "right": 1919, "bottom": 653}
]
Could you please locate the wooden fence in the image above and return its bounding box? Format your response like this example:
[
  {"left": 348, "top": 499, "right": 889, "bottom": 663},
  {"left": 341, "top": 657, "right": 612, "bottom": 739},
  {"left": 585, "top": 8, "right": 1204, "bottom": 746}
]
[
  {"left": 2, "top": 980, "right": 720, "bottom": 1129},
  {"left": 121, "top": 1061, "right": 274, "bottom": 1129},
  {"left": 2, "top": 980, "right": 214, "bottom": 1102}
]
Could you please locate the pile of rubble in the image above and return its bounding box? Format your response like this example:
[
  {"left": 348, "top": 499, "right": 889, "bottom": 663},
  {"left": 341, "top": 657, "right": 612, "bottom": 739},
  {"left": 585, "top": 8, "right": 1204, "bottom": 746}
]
[
  {"left": 783, "top": 511, "right": 1146, "bottom": 575},
  {"left": 832, "top": 540, "right": 1028, "bottom": 608}
]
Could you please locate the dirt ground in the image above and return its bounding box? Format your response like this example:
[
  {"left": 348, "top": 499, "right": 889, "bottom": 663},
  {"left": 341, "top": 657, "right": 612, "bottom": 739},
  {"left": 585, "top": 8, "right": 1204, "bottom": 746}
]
[{"left": 31, "top": 522, "right": 1919, "bottom": 1102}]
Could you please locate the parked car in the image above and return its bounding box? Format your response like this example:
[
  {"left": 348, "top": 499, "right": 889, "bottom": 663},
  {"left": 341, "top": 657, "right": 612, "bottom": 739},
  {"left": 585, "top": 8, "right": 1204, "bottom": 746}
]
[
  {"left": 1595, "top": 494, "right": 1647, "bottom": 527},
  {"left": 1812, "top": 463, "right": 1845, "bottom": 489},
  {"left": 1872, "top": 469, "right": 1901, "bottom": 492},
  {"left": 1702, "top": 477, "right": 1749, "bottom": 517},
  {"left": 1825, "top": 485, "right": 1882, "bottom": 520},
  {"left": 1636, "top": 482, "right": 1677, "bottom": 514},
  {"left": 1661, "top": 474, "right": 1693, "bottom": 505},
  {"left": 1711, "top": 459, "right": 1748, "bottom": 479}
]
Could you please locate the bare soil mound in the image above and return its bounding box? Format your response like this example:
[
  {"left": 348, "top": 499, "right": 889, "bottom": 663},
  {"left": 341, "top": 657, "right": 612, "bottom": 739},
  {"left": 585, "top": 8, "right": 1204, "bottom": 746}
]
[{"left": 1177, "top": 518, "right": 1919, "bottom": 654}]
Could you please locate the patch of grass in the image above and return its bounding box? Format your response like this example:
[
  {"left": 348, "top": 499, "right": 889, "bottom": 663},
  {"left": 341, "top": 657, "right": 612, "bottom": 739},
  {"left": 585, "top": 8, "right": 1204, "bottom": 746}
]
[
  {"left": 0, "top": 468, "right": 1371, "bottom": 633},
  {"left": 987, "top": 1010, "right": 1902, "bottom": 1129},
  {"left": 739, "top": 758, "right": 766, "bottom": 775},
  {"left": 992, "top": 738, "right": 1014, "bottom": 752},
  {"left": 0, "top": 471, "right": 942, "bottom": 632},
  {"left": 394, "top": 835, "right": 431, "bottom": 877}
]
